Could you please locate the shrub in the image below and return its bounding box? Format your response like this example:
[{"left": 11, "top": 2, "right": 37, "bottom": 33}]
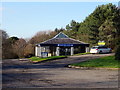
[{"left": 115, "top": 45, "right": 120, "bottom": 60}]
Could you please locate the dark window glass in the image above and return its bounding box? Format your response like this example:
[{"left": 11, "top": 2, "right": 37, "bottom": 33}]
[{"left": 91, "top": 47, "right": 98, "bottom": 49}]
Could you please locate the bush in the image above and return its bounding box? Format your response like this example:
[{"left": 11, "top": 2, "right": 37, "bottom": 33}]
[{"left": 115, "top": 45, "right": 120, "bottom": 60}]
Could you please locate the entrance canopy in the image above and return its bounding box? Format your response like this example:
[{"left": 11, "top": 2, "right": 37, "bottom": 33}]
[{"left": 35, "top": 32, "right": 89, "bottom": 57}]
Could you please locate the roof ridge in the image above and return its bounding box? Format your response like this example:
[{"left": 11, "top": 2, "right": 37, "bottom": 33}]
[
  {"left": 36, "top": 37, "right": 55, "bottom": 45},
  {"left": 40, "top": 32, "right": 68, "bottom": 44},
  {"left": 40, "top": 38, "right": 55, "bottom": 44}
]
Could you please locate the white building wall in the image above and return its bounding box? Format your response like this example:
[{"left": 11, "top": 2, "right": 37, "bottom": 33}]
[{"left": 35, "top": 46, "right": 41, "bottom": 57}]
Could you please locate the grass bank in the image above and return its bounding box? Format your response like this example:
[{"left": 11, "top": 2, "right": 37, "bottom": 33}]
[
  {"left": 29, "top": 56, "right": 67, "bottom": 63},
  {"left": 71, "top": 56, "right": 120, "bottom": 68}
]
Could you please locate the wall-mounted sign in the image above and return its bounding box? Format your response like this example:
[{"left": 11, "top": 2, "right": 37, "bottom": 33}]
[
  {"left": 98, "top": 41, "right": 105, "bottom": 46},
  {"left": 58, "top": 44, "right": 73, "bottom": 47}
]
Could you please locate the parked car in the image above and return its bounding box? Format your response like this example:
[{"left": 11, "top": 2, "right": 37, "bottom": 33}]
[{"left": 90, "top": 46, "right": 111, "bottom": 54}]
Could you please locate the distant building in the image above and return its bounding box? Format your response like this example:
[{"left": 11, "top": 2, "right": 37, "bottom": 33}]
[{"left": 35, "top": 32, "right": 89, "bottom": 57}]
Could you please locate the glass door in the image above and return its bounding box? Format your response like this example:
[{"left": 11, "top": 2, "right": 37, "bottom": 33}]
[{"left": 59, "top": 47, "right": 71, "bottom": 56}]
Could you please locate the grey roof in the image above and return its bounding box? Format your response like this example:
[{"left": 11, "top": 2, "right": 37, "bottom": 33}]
[
  {"left": 39, "top": 32, "right": 89, "bottom": 45},
  {"left": 40, "top": 38, "right": 88, "bottom": 44}
]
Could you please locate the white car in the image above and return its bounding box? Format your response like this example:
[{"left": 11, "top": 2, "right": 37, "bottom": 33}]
[{"left": 90, "top": 46, "right": 111, "bottom": 54}]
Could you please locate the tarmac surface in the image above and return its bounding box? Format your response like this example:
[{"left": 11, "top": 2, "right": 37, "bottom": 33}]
[{"left": 2, "top": 53, "right": 119, "bottom": 88}]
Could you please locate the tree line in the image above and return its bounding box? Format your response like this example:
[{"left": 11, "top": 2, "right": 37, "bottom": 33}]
[
  {"left": 1, "top": 30, "right": 57, "bottom": 59},
  {"left": 1, "top": 3, "right": 120, "bottom": 59},
  {"left": 63, "top": 3, "right": 120, "bottom": 50}
]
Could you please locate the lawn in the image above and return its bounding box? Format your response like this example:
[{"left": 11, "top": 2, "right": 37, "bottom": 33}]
[
  {"left": 29, "top": 56, "right": 67, "bottom": 62},
  {"left": 71, "top": 56, "right": 120, "bottom": 68},
  {"left": 29, "top": 52, "right": 90, "bottom": 62}
]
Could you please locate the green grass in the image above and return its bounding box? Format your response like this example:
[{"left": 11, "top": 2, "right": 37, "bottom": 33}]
[
  {"left": 71, "top": 56, "right": 120, "bottom": 68},
  {"left": 29, "top": 56, "right": 66, "bottom": 62}
]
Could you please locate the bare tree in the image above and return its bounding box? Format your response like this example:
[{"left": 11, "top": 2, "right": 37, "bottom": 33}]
[
  {"left": 29, "top": 30, "right": 57, "bottom": 44},
  {"left": 1, "top": 30, "right": 16, "bottom": 59},
  {"left": 24, "top": 44, "right": 34, "bottom": 57},
  {"left": 13, "top": 38, "right": 27, "bottom": 58}
]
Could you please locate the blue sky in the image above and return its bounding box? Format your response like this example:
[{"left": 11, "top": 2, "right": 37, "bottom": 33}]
[{"left": 0, "top": 2, "right": 118, "bottom": 38}]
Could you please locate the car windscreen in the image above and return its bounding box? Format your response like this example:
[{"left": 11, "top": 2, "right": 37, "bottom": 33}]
[
  {"left": 91, "top": 47, "right": 98, "bottom": 49},
  {"left": 98, "top": 46, "right": 107, "bottom": 49}
]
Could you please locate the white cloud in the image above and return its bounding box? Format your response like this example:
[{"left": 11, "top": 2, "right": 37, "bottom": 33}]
[{"left": 0, "top": 7, "right": 3, "bottom": 11}]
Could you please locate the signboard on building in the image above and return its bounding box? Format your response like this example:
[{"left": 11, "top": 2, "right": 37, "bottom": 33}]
[
  {"left": 98, "top": 41, "right": 105, "bottom": 46},
  {"left": 58, "top": 44, "right": 73, "bottom": 47}
]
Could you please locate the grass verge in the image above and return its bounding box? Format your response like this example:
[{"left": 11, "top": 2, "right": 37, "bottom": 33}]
[
  {"left": 71, "top": 56, "right": 120, "bottom": 68},
  {"left": 29, "top": 56, "right": 67, "bottom": 62}
]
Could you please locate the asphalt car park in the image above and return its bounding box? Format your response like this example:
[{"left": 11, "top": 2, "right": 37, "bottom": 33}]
[{"left": 2, "top": 53, "right": 118, "bottom": 88}]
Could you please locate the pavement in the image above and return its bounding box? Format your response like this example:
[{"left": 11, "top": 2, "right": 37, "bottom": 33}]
[{"left": 2, "top": 53, "right": 119, "bottom": 88}]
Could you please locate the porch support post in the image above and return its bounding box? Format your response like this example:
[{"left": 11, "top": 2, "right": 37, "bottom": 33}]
[
  {"left": 35, "top": 46, "right": 38, "bottom": 56},
  {"left": 35, "top": 46, "right": 41, "bottom": 57},
  {"left": 71, "top": 47, "right": 74, "bottom": 55},
  {"left": 86, "top": 47, "right": 89, "bottom": 53},
  {"left": 56, "top": 47, "right": 59, "bottom": 56}
]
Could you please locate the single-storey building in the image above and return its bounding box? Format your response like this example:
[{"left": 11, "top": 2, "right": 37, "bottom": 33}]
[{"left": 35, "top": 32, "right": 89, "bottom": 57}]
